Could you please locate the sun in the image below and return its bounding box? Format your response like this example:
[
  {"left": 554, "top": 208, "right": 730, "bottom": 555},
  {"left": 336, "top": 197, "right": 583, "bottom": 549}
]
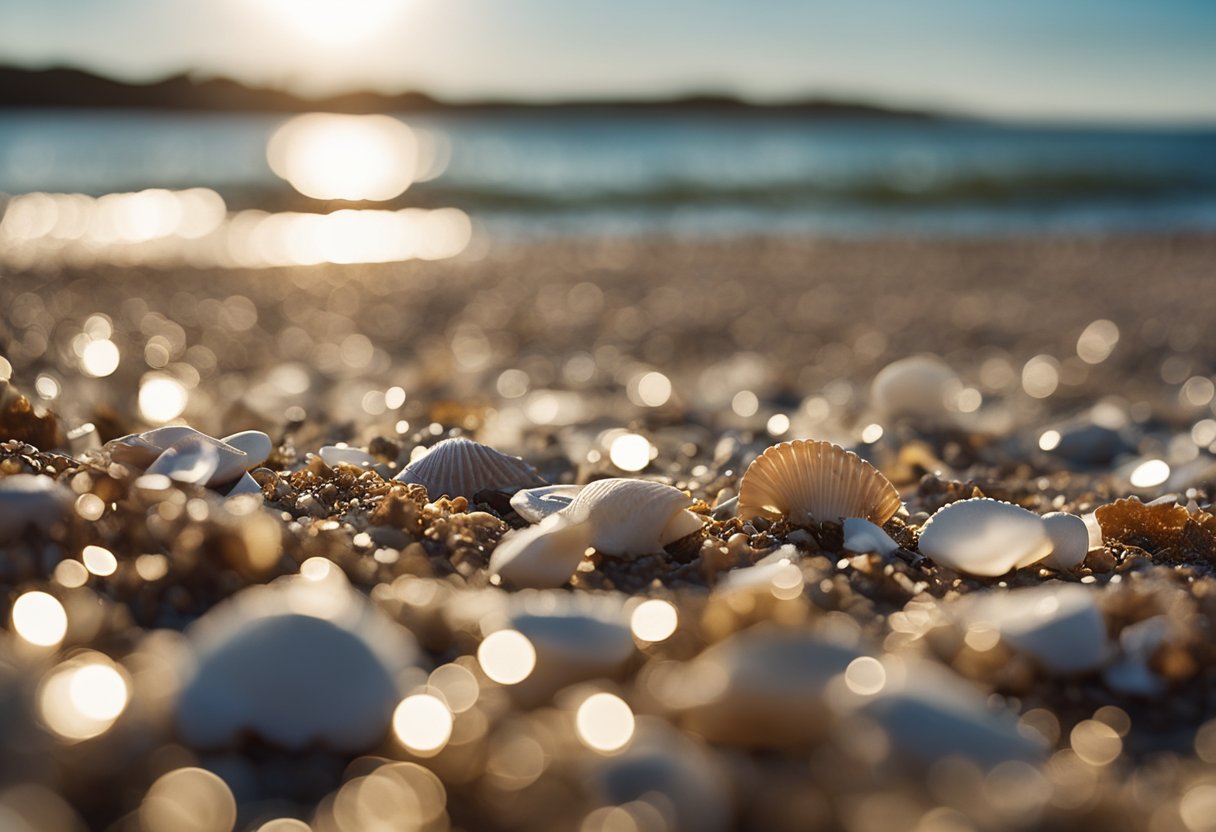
[{"left": 261, "top": 0, "right": 407, "bottom": 46}]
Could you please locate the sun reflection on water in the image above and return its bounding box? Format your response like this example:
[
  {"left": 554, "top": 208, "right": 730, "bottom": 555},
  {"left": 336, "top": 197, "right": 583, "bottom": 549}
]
[{"left": 268, "top": 114, "right": 422, "bottom": 202}]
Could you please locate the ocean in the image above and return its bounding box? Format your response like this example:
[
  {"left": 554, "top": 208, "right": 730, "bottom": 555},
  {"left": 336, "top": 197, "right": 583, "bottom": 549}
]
[{"left": 2, "top": 109, "right": 1215, "bottom": 251}]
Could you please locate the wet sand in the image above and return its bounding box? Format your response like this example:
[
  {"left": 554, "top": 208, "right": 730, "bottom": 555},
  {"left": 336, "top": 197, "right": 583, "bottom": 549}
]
[{"left": 2, "top": 232, "right": 1216, "bottom": 831}]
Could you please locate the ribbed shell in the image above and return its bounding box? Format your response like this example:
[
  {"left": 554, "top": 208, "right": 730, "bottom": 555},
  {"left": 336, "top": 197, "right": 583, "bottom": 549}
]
[
  {"left": 393, "top": 437, "right": 544, "bottom": 500},
  {"left": 737, "top": 440, "right": 901, "bottom": 526},
  {"left": 563, "top": 478, "right": 702, "bottom": 557}
]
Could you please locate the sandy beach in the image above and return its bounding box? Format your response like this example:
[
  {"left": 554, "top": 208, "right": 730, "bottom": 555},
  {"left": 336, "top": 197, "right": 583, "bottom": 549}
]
[{"left": 3, "top": 231, "right": 1216, "bottom": 831}]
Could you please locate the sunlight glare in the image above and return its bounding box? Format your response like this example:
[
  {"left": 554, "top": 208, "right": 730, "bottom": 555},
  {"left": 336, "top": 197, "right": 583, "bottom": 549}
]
[
  {"left": 262, "top": 0, "right": 406, "bottom": 46},
  {"left": 268, "top": 114, "right": 418, "bottom": 201}
]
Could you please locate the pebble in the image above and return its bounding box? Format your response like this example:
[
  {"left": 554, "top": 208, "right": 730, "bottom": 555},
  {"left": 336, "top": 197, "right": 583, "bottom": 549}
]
[
  {"left": 956, "top": 584, "right": 1108, "bottom": 673},
  {"left": 0, "top": 473, "right": 73, "bottom": 542},
  {"left": 176, "top": 570, "right": 417, "bottom": 750},
  {"left": 841, "top": 517, "right": 900, "bottom": 557}
]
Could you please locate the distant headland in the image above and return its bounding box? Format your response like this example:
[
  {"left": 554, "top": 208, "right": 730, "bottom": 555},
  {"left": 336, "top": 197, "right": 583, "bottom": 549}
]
[{"left": 0, "top": 65, "right": 944, "bottom": 118}]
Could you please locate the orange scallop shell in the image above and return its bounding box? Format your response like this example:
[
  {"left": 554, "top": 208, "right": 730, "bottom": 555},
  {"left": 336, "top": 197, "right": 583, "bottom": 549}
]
[{"left": 737, "top": 439, "right": 901, "bottom": 526}]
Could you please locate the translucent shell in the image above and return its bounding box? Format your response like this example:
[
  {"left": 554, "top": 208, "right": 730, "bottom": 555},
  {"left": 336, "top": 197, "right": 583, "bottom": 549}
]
[
  {"left": 563, "top": 478, "right": 704, "bottom": 557},
  {"left": 393, "top": 437, "right": 545, "bottom": 500},
  {"left": 736, "top": 439, "right": 901, "bottom": 526}
]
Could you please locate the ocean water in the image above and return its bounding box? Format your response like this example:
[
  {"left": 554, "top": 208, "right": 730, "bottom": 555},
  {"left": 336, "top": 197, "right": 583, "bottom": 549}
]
[{"left": 2, "top": 109, "right": 1216, "bottom": 238}]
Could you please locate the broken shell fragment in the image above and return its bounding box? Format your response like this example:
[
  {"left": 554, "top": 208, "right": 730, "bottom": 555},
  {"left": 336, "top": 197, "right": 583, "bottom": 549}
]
[
  {"left": 562, "top": 478, "right": 703, "bottom": 557},
  {"left": 1041, "top": 511, "right": 1090, "bottom": 571},
  {"left": 917, "top": 498, "right": 1053, "bottom": 577},
  {"left": 393, "top": 437, "right": 544, "bottom": 500},
  {"left": 509, "top": 484, "right": 585, "bottom": 523},
  {"left": 737, "top": 439, "right": 901, "bottom": 526},
  {"left": 107, "top": 426, "right": 271, "bottom": 487},
  {"left": 841, "top": 517, "right": 901, "bottom": 557},
  {"left": 489, "top": 514, "right": 593, "bottom": 589}
]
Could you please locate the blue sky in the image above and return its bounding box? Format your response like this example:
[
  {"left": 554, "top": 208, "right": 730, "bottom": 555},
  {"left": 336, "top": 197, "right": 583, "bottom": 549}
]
[{"left": 2, "top": 0, "right": 1214, "bottom": 122}]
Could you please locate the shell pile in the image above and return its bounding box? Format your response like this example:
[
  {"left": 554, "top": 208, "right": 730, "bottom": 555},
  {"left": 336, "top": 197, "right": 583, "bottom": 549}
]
[{"left": 736, "top": 439, "right": 902, "bottom": 526}]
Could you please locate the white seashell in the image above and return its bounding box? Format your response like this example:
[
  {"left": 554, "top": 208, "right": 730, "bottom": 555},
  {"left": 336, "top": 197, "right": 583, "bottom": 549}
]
[
  {"left": 145, "top": 436, "right": 222, "bottom": 485},
  {"left": 489, "top": 514, "right": 592, "bottom": 589},
  {"left": 854, "top": 659, "right": 1045, "bottom": 767},
  {"left": 870, "top": 354, "right": 963, "bottom": 422},
  {"left": 318, "top": 445, "right": 376, "bottom": 468},
  {"left": 0, "top": 474, "right": 73, "bottom": 542},
  {"left": 108, "top": 426, "right": 271, "bottom": 487},
  {"left": 1041, "top": 512, "right": 1089, "bottom": 570},
  {"left": 221, "top": 430, "right": 272, "bottom": 469},
  {"left": 562, "top": 478, "right": 703, "bottom": 557},
  {"left": 652, "top": 628, "right": 860, "bottom": 747},
  {"left": 841, "top": 517, "right": 901, "bottom": 557},
  {"left": 393, "top": 437, "right": 544, "bottom": 499},
  {"left": 737, "top": 439, "right": 901, "bottom": 526},
  {"left": 588, "top": 718, "right": 732, "bottom": 832},
  {"left": 956, "top": 584, "right": 1107, "bottom": 673},
  {"left": 176, "top": 569, "right": 417, "bottom": 750},
  {"left": 1081, "top": 511, "right": 1104, "bottom": 551},
  {"left": 510, "top": 484, "right": 585, "bottom": 523},
  {"left": 917, "top": 498, "right": 1052, "bottom": 576},
  {"left": 717, "top": 556, "right": 802, "bottom": 595},
  {"left": 225, "top": 472, "right": 264, "bottom": 500}
]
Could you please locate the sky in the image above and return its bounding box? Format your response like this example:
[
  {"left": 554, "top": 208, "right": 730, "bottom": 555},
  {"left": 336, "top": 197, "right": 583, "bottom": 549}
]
[{"left": 2, "top": 0, "right": 1215, "bottom": 122}]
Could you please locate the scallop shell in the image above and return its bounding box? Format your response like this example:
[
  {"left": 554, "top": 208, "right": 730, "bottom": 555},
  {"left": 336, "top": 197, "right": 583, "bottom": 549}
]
[
  {"left": 736, "top": 439, "right": 901, "bottom": 526},
  {"left": 489, "top": 514, "right": 593, "bottom": 589},
  {"left": 917, "top": 497, "right": 1052, "bottom": 576},
  {"left": 562, "top": 478, "right": 704, "bottom": 557},
  {"left": 392, "top": 437, "right": 545, "bottom": 500}
]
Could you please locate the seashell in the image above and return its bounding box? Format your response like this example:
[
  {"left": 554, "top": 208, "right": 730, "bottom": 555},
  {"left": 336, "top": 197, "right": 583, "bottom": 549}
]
[
  {"left": 870, "top": 354, "right": 963, "bottom": 423},
  {"left": 393, "top": 437, "right": 544, "bottom": 500},
  {"left": 489, "top": 514, "right": 592, "bottom": 589},
  {"left": 652, "top": 627, "right": 860, "bottom": 748},
  {"left": 224, "top": 472, "right": 264, "bottom": 500},
  {"left": 0, "top": 474, "right": 73, "bottom": 542},
  {"left": 510, "top": 484, "right": 585, "bottom": 523},
  {"left": 1041, "top": 511, "right": 1089, "bottom": 570},
  {"left": 588, "top": 718, "right": 732, "bottom": 832},
  {"left": 318, "top": 445, "right": 376, "bottom": 468},
  {"left": 841, "top": 517, "right": 901, "bottom": 557},
  {"left": 736, "top": 439, "right": 901, "bottom": 526},
  {"left": 221, "top": 430, "right": 272, "bottom": 469},
  {"left": 108, "top": 426, "right": 271, "bottom": 487},
  {"left": 955, "top": 584, "right": 1107, "bottom": 673},
  {"left": 917, "top": 497, "right": 1052, "bottom": 576},
  {"left": 853, "top": 659, "right": 1045, "bottom": 767},
  {"left": 145, "top": 436, "right": 222, "bottom": 485},
  {"left": 176, "top": 568, "right": 417, "bottom": 750},
  {"left": 717, "top": 549, "right": 803, "bottom": 596},
  {"left": 562, "top": 478, "right": 703, "bottom": 557}
]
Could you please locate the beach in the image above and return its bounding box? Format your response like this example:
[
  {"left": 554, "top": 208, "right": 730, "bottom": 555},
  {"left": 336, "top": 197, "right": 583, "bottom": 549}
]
[{"left": 3, "top": 230, "right": 1216, "bottom": 830}]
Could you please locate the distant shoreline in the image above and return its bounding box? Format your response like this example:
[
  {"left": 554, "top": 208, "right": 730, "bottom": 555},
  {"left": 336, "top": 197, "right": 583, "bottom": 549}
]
[{"left": 0, "top": 65, "right": 945, "bottom": 119}]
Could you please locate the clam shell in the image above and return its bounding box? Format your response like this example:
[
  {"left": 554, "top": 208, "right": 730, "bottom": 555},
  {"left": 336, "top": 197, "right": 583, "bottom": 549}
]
[
  {"left": 737, "top": 439, "right": 901, "bottom": 526},
  {"left": 1041, "top": 511, "right": 1089, "bottom": 571},
  {"left": 489, "top": 514, "right": 592, "bottom": 589},
  {"left": 393, "top": 437, "right": 544, "bottom": 500},
  {"left": 221, "top": 430, "right": 272, "bottom": 469},
  {"left": 145, "top": 436, "right": 223, "bottom": 485},
  {"left": 917, "top": 497, "right": 1052, "bottom": 576},
  {"left": 510, "top": 484, "right": 585, "bottom": 523},
  {"left": 870, "top": 354, "right": 962, "bottom": 422},
  {"left": 562, "top": 478, "right": 702, "bottom": 557}
]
